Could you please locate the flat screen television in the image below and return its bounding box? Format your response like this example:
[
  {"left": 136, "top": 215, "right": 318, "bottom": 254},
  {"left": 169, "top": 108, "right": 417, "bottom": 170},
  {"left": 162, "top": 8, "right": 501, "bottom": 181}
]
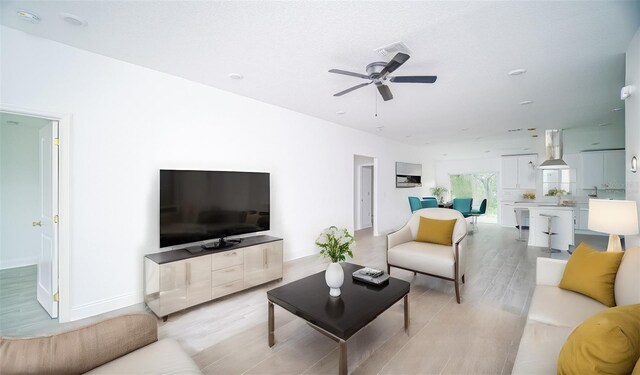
[{"left": 160, "top": 170, "right": 270, "bottom": 249}]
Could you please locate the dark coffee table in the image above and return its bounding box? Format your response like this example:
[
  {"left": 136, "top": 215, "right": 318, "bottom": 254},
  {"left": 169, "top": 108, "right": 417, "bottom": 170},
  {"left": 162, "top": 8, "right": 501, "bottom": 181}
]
[{"left": 267, "top": 263, "right": 410, "bottom": 374}]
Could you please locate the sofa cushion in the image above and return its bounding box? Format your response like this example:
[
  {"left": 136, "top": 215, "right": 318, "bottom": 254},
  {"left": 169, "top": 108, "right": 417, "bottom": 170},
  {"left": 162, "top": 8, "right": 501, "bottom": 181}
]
[
  {"left": 416, "top": 217, "right": 457, "bottom": 246},
  {"left": 528, "top": 285, "right": 607, "bottom": 328},
  {"left": 557, "top": 304, "right": 640, "bottom": 375},
  {"left": 559, "top": 242, "right": 623, "bottom": 307},
  {"left": 86, "top": 338, "right": 201, "bottom": 374},
  {"left": 616, "top": 247, "right": 640, "bottom": 306},
  {"left": 511, "top": 321, "right": 573, "bottom": 375},
  {"left": 0, "top": 312, "right": 158, "bottom": 374},
  {"left": 388, "top": 241, "right": 454, "bottom": 278}
]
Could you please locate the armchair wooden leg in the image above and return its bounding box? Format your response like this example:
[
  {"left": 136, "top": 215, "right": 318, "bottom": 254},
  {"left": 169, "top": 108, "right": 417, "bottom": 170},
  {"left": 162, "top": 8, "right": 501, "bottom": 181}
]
[
  {"left": 387, "top": 264, "right": 390, "bottom": 275},
  {"left": 454, "top": 279, "right": 461, "bottom": 304},
  {"left": 462, "top": 274, "right": 465, "bottom": 284}
]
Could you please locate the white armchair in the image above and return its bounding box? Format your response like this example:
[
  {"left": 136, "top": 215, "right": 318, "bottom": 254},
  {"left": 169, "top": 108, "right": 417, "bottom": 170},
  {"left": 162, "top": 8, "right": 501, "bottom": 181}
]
[{"left": 387, "top": 208, "right": 467, "bottom": 303}]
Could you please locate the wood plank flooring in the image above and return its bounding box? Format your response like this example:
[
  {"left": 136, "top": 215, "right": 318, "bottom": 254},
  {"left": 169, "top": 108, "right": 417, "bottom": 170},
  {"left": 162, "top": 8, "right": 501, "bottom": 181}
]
[{"left": 0, "top": 223, "right": 580, "bottom": 373}]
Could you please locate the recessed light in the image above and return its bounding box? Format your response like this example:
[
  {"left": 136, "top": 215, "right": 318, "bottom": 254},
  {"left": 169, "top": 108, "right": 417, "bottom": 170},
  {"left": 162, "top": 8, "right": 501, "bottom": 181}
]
[
  {"left": 611, "top": 107, "right": 623, "bottom": 112},
  {"left": 508, "top": 69, "right": 527, "bottom": 76},
  {"left": 519, "top": 100, "right": 534, "bottom": 105},
  {"left": 60, "top": 12, "right": 87, "bottom": 26},
  {"left": 442, "top": 154, "right": 448, "bottom": 156},
  {"left": 375, "top": 126, "right": 384, "bottom": 132},
  {"left": 405, "top": 135, "right": 412, "bottom": 138},
  {"left": 336, "top": 110, "right": 346, "bottom": 115},
  {"left": 424, "top": 142, "right": 430, "bottom": 145},
  {"left": 228, "top": 73, "right": 244, "bottom": 80},
  {"left": 598, "top": 122, "right": 612, "bottom": 127},
  {"left": 17, "top": 10, "right": 40, "bottom": 23},
  {"left": 592, "top": 142, "right": 600, "bottom": 146}
]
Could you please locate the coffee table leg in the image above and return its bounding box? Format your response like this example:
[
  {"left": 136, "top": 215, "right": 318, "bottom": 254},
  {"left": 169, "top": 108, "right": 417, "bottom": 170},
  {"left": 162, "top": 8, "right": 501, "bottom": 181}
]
[
  {"left": 404, "top": 295, "right": 409, "bottom": 332},
  {"left": 339, "top": 340, "right": 347, "bottom": 375},
  {"left": 268, "top": 301, "right": 274, "bottom": 347}
]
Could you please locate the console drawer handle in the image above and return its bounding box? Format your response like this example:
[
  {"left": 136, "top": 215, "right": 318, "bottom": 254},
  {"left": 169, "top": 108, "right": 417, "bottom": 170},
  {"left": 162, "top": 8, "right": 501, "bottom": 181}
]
[{"left": 224, "top": 252, "right": 237, "bottom": 256}]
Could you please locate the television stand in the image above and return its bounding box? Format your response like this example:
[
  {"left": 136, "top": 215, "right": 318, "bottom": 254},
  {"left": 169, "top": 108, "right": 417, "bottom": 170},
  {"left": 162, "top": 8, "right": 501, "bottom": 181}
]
[{"left": 201, "top": 237, "right": 242, "bottom": 250}]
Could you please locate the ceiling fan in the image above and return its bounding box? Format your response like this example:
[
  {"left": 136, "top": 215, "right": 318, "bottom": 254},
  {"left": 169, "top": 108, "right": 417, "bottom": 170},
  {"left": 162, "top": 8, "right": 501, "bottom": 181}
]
[{"left": 329, "top": 53, "right": 437, "bottom": 101}]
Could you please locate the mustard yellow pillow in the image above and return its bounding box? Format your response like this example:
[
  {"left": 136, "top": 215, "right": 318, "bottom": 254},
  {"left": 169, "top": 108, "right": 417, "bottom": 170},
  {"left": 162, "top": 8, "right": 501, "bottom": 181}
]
[
  {"left": 559, "top": 242, "right": 623, "bottom": 307},
  {"left": 558, "top": 304, "right": 640, "bottom": 375},
  {"left": 634, "top": 357, "right": 640, "bottom": 375},
  {"left": 416, "top": 217, "right": 457, "bottom": 246}
]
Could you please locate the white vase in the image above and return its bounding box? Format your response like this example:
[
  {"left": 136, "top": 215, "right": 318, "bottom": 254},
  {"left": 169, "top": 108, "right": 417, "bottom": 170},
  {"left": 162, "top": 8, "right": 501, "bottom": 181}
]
[{"left": 325, "top": 262, "right": 344, "bottom": 297}]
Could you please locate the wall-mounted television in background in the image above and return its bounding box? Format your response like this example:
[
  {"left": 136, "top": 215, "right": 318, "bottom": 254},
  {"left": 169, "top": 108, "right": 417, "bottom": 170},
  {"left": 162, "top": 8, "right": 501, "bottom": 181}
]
[{"left": 160, "top": 170, "right": 270, "bottom": 248}]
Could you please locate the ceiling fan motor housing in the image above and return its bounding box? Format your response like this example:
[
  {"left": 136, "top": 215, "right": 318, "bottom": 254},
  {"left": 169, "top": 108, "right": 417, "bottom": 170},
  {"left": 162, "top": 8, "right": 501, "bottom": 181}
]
[{"left": 366, "top": 62, "right": 387, "bottom": 81}]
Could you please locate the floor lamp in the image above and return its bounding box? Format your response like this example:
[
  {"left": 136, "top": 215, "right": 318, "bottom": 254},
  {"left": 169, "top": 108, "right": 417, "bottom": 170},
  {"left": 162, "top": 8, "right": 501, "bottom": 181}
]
[{"left": 588, "top": 199, "right": 639, "bottom": 252}]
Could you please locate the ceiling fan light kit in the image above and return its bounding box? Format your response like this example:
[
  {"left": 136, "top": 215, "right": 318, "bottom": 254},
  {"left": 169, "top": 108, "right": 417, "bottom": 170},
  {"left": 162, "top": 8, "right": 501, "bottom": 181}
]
[{"left": 329, "top": 52, "right": 437, "bottom": 101}]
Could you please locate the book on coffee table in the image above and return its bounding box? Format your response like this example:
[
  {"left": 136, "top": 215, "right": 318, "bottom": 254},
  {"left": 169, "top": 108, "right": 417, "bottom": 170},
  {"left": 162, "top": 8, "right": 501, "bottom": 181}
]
[{"left": 352, "top": 267, "right": 389, "bottom": 285}]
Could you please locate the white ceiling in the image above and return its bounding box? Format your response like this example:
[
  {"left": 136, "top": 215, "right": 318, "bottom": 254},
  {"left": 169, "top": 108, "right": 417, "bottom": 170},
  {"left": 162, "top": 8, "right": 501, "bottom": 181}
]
[{"left": 1, "top": 1, "right": 638, "bottom": 157}]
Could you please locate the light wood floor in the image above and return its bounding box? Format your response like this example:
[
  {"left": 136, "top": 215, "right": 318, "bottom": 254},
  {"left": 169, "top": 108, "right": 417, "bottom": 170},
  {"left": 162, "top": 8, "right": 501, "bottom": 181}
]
[{"left": 0, "top": 223, "right": 584, "bottom": 373}]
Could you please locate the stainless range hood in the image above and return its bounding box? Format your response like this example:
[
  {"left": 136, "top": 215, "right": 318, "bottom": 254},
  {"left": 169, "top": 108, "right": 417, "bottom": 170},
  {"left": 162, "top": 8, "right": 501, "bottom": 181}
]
[{"left": 538, "top": 129, "right": 569, "bottom": 169}]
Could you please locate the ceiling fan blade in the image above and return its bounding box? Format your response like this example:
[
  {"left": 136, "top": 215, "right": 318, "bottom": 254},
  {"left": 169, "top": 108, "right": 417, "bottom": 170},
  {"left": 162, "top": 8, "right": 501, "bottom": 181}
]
[
  {"left": 377, "top": 84, "right": 393, "bottom": 101},
  {"left": 380, "top": 53, "right": 410, "bottom": 76},
  {"left": 389, "top": 75, "right": 438, "bottom": 83},
  {"left": 333, "top": 81, "right": 372, "bottom": 96},
  {"left": 328, "top": 69, "right": 370, "bottom": 79}
]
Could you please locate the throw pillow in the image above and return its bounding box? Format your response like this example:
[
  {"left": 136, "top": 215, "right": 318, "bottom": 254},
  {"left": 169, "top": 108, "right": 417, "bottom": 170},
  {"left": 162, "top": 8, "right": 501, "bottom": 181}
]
[
  {"left": 416, "top": 217, "right": 457, "bottom": 246},
  {"left": 558, "top": 304, "right": 640, "bottom": 375},
  {"left": 559, "top": 242, "right": 623, "bottom": 307}
]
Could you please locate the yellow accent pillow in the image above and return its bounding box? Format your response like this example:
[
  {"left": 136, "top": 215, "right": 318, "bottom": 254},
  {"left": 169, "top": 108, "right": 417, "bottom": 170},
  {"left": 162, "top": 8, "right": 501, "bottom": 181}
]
[
  {"left": 634, "top": 358, "right": 640, "bottom": 375},
  {"left": 416, "top": 217, "right": 457, "bottom": 246},
  {"left": 559, "top": 242, "right": 623, "bottom": 307},
  {"left": 558, "top": 304, "right": 640, "bottom": 375}
]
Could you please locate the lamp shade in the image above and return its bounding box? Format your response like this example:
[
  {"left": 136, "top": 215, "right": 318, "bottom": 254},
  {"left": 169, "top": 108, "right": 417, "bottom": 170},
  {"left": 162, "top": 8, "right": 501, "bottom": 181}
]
[{"left": 588, "top": 199, "right": 639, "bottom": 235}]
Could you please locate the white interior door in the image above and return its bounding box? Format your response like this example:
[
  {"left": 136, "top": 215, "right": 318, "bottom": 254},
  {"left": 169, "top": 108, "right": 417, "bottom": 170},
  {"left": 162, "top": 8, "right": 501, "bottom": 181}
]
[
  {"left": 36, "top": 121, "right": 59, "bottom": 318},
  {"left": 360, "top": 166, "right": 373, "bottom": 228}
]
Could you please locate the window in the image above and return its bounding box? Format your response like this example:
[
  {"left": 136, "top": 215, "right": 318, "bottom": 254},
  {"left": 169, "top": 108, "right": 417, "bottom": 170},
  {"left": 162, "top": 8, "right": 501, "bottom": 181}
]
[{"left": 449, "top": 173, "right": 497, "bottom": 222}]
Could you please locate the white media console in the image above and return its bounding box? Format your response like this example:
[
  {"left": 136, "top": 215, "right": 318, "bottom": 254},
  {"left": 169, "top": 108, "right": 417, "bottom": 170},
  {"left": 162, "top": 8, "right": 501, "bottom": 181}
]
[{"left": 144, "top": 235, "right": 283, "bottom": 320}]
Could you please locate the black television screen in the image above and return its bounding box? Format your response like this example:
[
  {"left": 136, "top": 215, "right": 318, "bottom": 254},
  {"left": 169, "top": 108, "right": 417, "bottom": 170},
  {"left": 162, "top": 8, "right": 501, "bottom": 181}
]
[{"left": 160, "top": 170, "right": 270, "bottom": 248}]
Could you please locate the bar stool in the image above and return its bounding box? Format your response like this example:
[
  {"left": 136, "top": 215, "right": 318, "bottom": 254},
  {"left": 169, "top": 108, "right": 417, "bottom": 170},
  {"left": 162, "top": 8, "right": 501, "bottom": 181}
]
[
  {"left": 514, "top": 208, "right": 529, "bottom": 242},
  {"left": 540, "top": 213, "right": 561, "bottom": 253}
]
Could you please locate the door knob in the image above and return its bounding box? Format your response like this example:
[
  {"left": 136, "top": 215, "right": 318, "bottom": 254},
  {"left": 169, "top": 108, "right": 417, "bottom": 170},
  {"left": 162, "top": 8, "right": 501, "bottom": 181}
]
[{"left": 32, "top": 221, "right": 42, "bottom": 227}]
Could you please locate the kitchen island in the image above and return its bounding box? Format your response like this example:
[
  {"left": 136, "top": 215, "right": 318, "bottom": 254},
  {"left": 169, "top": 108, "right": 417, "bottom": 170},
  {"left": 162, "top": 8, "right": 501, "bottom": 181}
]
[{"left": 510, "top": 203, "right": 576, "bottom": 251}]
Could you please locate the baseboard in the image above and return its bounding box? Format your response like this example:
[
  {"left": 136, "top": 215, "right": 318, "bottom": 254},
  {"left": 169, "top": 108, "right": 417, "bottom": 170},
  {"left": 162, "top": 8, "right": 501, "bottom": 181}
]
[
  {"left": 68, "top": 292, "right": 140, "bottom": 321},
  {"left": 0, "top": 257, "right": 38, "bottom": 270}
]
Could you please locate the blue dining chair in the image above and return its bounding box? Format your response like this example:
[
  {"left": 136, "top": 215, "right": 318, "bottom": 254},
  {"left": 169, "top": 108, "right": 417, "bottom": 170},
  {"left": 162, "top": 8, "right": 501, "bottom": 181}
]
[
  {"left": 408, "top": 196, "right": 423, "bottom": 213},
  {"left": 470, "top": 199, "right": 487, "bottom": 230},
  {"left": 421, "top": 198, "right": 438, "bottom": 208},
  {"left": 452, "top": 198, "right": 473, "bottom": 218}
]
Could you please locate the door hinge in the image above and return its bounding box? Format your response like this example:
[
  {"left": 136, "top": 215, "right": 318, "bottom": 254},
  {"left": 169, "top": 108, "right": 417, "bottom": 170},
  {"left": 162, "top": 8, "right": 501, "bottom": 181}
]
[
  {"left": 54, "top": 138, "right": 59, "bottom": 146},
  {"left": 53, "top": 292, "right": 59, "bottom": 302},
  {"left": 54, "top": 215, "right": 59, "bottom": 224}
]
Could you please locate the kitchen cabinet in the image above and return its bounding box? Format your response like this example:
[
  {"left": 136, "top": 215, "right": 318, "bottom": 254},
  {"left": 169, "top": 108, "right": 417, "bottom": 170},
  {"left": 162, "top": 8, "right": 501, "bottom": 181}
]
[
  {"left": 501, "top": 155, "right": 538, "bottom": 189},
  {"left": 581, "top": 150, "right": 625, "bottom": 190}
]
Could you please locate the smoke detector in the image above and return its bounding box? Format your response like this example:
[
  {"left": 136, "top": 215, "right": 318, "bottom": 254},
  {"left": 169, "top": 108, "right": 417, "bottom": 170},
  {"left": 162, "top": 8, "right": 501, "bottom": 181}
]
[{"left": 375, "top": 41, "right": 412, "bottom": 58}]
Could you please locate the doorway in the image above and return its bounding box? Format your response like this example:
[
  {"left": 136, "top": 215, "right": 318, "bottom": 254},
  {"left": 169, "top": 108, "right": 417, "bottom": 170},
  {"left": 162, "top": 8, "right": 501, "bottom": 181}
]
[
  {"left": 354, "top": 155, "right": 376, "bottom": 233},
  {"left": 0, "top": 112, "right": 60, "bottom": 331}
]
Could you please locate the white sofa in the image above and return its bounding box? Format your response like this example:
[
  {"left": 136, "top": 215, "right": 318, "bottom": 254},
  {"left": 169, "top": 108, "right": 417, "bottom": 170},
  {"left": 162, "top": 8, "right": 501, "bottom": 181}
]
[
  {"left": 0, "top": 312, "right": 201, "bottom": 374},
  {"left": 387, "top": 208, "right": 467, "bottom": 303},
  {"left": 512, "top": 246, "right": 640, "bottom": 374}
]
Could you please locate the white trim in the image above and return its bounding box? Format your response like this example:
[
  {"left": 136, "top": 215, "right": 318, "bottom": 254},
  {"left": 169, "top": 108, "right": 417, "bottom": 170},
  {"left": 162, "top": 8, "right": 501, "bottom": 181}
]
[
  {"left": 0, "top": 257, "right": 38, "bottom": 270},
  {"left": 0, "top": 103, "right": 71, "bottom": 323},
  {"left": 68, "top": 292, "right": 138, "bottom": 322}
]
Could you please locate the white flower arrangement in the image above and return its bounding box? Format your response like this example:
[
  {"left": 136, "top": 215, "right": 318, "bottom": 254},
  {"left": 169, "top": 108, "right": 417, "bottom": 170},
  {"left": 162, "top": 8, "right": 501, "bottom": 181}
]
[{"left": 315, "top": 226, "right": 355, "bottom": 263}]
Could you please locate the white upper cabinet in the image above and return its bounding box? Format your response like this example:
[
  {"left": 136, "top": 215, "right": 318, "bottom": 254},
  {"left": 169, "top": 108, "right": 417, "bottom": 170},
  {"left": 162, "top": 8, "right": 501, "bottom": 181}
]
[
  {"left": 501, "top": 155, "right": 538, "bottom": 190},
  {"left": 581, "top": 150, "right": 625, "bottom": 190}
]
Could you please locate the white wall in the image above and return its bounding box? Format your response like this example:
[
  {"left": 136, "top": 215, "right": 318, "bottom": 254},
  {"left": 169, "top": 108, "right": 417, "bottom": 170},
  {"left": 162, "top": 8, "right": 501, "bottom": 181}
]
[
  {"left": 0, "top": 118, "right": 47, "bottom": 269},
  {"left": 0, "top": 26, "right": 424, "bottom": 320},
  {"left": 625, "top": 27, "right": 640, "bottom": 247}
]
